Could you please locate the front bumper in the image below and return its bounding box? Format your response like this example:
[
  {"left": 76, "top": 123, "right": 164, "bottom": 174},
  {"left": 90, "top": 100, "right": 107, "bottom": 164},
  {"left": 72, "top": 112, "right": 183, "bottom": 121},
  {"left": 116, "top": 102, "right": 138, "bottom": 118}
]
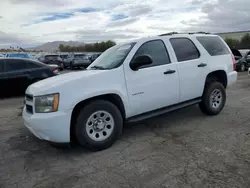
[
  {"left": 22, "top": 107, "right": 72, "bottom": 143},
  {"left": 227, "top": 71, "right": 238, "bottom": 86}
]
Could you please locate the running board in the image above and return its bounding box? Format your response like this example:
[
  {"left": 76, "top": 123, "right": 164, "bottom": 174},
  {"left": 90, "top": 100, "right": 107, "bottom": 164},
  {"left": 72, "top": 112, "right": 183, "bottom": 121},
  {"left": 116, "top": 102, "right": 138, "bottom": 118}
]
[{"left": 126, "top": 98, "right": 202, "bottom": 123}]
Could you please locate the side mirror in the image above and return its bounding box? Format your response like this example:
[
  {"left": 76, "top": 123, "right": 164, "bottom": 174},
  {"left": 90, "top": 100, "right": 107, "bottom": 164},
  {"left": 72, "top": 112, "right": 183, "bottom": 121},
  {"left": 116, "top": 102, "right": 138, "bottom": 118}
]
[{"left": 130, "top": 55, "right": 153, "bottom": 71}]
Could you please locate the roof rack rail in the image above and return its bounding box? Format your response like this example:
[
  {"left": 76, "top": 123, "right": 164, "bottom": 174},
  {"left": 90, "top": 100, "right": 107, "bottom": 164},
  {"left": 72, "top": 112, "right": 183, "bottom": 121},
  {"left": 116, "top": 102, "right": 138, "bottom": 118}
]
[{"left": 159, "top": 31, "right": 211, "bottom": 36}]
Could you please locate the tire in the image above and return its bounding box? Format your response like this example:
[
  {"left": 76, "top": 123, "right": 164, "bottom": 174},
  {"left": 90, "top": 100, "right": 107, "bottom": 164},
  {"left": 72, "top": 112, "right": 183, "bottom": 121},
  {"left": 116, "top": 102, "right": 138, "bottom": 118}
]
[
  {"left": 199, "top": 82, "right": 226, "bottom": 115},
  {"left": 70, "top": 62, "right": 74, "bottom": 70},
  {"left": 240, "top": 63, "right": 246, "bottom": 72},
  {"left": 58, "top": 63, "right": 64, "bottom": 71},
  {"left": 75, "top": 100, "right": 123, "bottom": 151}
]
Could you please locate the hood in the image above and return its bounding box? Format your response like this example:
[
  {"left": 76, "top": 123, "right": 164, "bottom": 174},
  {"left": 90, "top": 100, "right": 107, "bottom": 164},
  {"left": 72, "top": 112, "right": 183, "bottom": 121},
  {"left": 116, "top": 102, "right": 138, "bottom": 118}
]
[{"left": 26, "top": 70, "right": 105, "bottom": 95}]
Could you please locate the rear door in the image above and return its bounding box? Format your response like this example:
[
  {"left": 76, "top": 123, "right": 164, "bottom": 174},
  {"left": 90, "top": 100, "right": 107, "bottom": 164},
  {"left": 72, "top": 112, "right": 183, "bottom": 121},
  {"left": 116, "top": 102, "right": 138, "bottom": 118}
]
[{"left": 169, "top": 37, "right": 208, "bottom": 102}]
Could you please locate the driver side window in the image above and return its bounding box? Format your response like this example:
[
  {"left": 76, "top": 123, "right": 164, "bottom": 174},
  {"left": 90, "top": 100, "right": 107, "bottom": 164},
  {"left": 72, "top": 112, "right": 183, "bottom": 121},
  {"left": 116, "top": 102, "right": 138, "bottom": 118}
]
[{"left": 133, "top": 40, "right": 171, "bottom": 69}]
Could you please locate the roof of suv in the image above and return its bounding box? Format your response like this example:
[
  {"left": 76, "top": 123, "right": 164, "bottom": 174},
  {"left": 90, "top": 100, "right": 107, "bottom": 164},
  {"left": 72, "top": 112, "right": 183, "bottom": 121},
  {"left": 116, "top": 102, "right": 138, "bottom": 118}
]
[{"left": 127, "top": 33, "right": 219, "bottom": 44}]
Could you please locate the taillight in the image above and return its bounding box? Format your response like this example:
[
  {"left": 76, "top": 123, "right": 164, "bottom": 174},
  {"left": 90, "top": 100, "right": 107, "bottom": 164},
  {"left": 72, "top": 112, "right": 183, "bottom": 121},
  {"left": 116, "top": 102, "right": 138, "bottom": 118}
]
[
  {"left": 53, "top": 69, "right": 59, "bottom": 74},
  {"left": 232, "top": 54, "right": 236, "bottom": 71}
]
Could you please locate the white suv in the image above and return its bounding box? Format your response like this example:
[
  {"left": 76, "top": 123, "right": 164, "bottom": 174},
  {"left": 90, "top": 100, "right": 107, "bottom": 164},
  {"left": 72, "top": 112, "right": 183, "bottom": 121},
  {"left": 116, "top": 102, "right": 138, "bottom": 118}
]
[{"left": 23, "top": 34, "right": 237, "bottom": 150}]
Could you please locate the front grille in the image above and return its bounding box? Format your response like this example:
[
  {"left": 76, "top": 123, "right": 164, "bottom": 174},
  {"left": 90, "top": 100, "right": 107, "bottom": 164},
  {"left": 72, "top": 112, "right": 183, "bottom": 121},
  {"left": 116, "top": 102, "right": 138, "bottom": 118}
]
[
  {"left": 25, "top": 94, "right": 33, "bottom": 102},
  {"left": 26, "top": 104, "right": 33, "bottom": 114}
]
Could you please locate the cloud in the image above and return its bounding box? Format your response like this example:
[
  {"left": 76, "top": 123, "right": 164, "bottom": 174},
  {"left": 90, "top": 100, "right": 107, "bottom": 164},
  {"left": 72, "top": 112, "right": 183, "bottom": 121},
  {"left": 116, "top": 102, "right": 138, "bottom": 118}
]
[
  {"left": 0, "top": 0, "right": 250, "bottom": 47},
  {"left": 111, "top": 14, "right": 128, "bottom": 21},
  {"left": 108, "top": 17, "right": 139, "bottom": 27},
  {"left": 0, "top": 31, "right": 38, "bottom": 48},
  {"left": 182, "top": 0, "right": 250, "bottom": 32}
]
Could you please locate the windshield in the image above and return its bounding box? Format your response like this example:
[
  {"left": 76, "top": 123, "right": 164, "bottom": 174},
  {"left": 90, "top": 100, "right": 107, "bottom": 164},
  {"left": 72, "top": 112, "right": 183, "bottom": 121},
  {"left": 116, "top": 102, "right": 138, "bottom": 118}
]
[
  {"left": 87, "top": 42, "right": 135, "bottom": 70},
  {"left": 8, "top": 53, "right": 29, "bottom": 58}
]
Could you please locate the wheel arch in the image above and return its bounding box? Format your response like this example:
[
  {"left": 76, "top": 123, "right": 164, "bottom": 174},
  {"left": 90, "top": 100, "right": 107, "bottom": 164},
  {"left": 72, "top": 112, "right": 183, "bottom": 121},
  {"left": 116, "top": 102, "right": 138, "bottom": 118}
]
[
  {"left": 204, "top": 70, "right": 228, "bottom": 89},
  {"left": 70, "top": 93, "right": 126, "bottom": 142}
]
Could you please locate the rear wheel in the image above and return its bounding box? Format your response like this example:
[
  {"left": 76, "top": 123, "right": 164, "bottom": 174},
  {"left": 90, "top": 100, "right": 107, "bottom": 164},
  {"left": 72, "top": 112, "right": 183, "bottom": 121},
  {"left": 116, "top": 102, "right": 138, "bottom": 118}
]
[
  {"left": 199, "top": 82, "right": 226, "bottom": 115},
  {"left": 74, "top": 100, "right": 123, "bottom": 151}
]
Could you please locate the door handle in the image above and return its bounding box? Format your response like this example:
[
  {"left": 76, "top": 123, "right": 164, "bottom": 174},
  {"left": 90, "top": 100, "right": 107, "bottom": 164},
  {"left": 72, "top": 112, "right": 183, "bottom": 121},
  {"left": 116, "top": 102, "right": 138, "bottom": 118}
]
[
  {"left": 198, "top": 63, "right": 207, "bottom": 67},
  {"left": 164, "top": 69, "right": 176, "bottom": 74}
]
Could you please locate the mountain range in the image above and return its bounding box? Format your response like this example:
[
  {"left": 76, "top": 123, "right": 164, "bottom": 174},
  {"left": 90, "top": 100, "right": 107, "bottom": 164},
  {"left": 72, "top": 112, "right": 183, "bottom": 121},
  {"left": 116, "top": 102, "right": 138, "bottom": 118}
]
[{"left": 29, "top": 41, "right": 85, "bottom": 52}]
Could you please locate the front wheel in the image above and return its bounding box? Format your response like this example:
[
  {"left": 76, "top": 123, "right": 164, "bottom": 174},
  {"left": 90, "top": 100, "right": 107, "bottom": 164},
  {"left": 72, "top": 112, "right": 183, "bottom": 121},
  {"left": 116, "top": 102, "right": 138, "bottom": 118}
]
[
  {"left": 75, "top": 100, "right": 123, "bottom": 151},
  {"left": 199, "top": 82, "right": 226, "bottom": 115}
]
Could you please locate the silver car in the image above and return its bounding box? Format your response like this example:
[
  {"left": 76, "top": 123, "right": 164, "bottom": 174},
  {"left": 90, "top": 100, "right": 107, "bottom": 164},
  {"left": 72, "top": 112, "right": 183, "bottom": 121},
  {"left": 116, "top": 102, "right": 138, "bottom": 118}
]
[{"left": 65, "top": 54, "right": 92, "bottom": 69}]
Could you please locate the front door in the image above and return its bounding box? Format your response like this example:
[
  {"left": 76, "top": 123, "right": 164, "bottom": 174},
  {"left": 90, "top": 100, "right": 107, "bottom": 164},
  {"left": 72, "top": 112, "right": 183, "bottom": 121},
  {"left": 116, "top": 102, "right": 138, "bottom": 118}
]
[{"left": 124, "top": 39, "right": 180, "bottom": 116}]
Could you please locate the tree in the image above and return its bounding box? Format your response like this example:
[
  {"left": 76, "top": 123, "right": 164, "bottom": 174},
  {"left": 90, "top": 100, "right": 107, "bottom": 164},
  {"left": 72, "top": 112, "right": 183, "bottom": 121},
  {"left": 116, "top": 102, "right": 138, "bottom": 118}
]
[
  {"left": 224, "top": 38, "right": 240, "bottom": 49},
  {"left": 240, "top": 33, "right": 250, "bottom": 49},
  {"left": 58, "top": 40, "right": 116, "bottom": 52}
]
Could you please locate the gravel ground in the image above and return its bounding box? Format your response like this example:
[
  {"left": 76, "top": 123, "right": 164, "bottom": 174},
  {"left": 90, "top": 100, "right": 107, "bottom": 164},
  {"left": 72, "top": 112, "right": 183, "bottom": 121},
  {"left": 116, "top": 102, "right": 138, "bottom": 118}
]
[{"left": 0, "top": 72, "right": 250, "bottom": 188}]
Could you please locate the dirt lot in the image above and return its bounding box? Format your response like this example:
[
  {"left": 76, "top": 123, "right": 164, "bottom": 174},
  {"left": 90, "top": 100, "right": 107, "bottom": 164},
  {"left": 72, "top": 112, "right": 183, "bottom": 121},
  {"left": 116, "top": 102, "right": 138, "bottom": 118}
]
[{"left": 0, "top": 72, "right": 250, "bottom": 188}]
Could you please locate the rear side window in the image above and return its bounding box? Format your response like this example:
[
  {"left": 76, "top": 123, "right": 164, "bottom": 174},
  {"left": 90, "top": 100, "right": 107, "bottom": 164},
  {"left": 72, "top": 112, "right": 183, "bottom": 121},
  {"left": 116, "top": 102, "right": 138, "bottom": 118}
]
[
  {"left": 6, "top": 59, "right": 27, "bottom": 71},
  {"left": 170, "top": 38, "right": 200, "bottom": 62},
  {"left": 196, "top": 36, "right": 230, "bottom": 56},
  {"left": 0, "top": 60, "right": 4, "bottom": 72}
]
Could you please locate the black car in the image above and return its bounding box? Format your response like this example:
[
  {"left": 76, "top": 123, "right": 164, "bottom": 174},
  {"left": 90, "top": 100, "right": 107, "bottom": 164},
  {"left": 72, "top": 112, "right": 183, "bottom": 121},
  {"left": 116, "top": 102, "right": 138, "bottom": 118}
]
[
  {"left": 40, "top": 54, "right": 64, "bottom": 70},
  {"left": 0, "top": 58, "right": 58, "bottom": 97},
  {"left": 231, "top": 49, "right": 250, "bottom": 72}
]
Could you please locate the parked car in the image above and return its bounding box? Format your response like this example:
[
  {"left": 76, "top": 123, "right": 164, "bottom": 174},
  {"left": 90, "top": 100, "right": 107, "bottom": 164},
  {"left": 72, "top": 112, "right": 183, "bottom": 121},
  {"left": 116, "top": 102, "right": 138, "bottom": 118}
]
[
  {"left": 239, "top": 49, "right": 250, "bottom": 69},
  {"left": 64, "top": 53, "right": 92, "bottom": 69},
  {"left": 231, "top": 49, "right": 250, "bottom": 72},
  {"left": 0, "top": 58, "right": 58, "bottom": 97},
  {"left": 40, "top": 54, "right": 64, "bottom": 70},
  {"left": 23, "top": 34, "right": 237, "bottom": 151},
  {"left": 6, "top": 53, "right": 31, "bottom": 59},
  {"left": 89, "top": 53, "right": 102, "bottom": 63},
  {"left": 59, "top": 54, "right": 69, "bottom": 60}
]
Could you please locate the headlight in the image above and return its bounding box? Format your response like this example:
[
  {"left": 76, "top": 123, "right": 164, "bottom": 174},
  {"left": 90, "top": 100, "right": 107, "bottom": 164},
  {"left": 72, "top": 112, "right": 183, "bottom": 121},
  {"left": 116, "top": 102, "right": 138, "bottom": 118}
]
[{"left": 35, "top": 93, "right": 59, "bottom": 113}]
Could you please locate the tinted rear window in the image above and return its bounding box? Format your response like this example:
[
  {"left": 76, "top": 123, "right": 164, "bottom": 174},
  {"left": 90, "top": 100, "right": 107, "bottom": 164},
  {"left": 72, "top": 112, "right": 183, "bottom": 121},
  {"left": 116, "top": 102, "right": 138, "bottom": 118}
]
[
  {"left": 75, "top": 55, "right": 85, "bottom": 58},
  {"left": 45, "top": 55, "right": 58, "bottom": 59},
  {"left": 196, "top": 36, "right": 230, "bottom": 56},
  {"left": 60, "top": 55, "right": 68, "bottom": 58},
  {"left": 6, "top": 59, "right": 27, "bottom": 71}
]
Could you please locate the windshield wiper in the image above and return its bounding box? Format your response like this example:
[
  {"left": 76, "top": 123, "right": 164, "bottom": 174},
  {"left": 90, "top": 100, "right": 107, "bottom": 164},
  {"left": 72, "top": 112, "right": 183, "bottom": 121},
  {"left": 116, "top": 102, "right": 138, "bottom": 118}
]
[{"left": 90, "top": 66, "right": 108, "bottom": 70}]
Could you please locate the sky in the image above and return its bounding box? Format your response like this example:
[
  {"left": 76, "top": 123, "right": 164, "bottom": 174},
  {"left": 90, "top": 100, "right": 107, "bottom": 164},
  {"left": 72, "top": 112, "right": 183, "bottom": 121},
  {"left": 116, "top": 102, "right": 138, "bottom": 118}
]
[{"left": 0, "top": 0, "right": 250, "bottom": 47}]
